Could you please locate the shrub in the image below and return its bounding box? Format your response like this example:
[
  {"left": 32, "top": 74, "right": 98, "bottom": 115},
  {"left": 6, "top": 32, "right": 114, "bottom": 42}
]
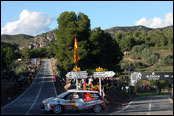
[
  {"left": 146, "top": 54, "right": 159, "bottom": 66},
  {"left": 160, "top": 54, "right": 173, "bottom": 66}
]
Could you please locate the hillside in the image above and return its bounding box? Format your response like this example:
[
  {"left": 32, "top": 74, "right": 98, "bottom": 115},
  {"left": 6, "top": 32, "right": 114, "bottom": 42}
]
[
  {"left": 1, "top": 25, "right": 173, "bottom": 50},
  {"left": 19, "top": 30, "right": 57, "bottom": 50},
  {"left": 1, "top": 30, "right": 57, "bottom": 50},
  {"left": 1, "top": 34, "right": 33, "bottom": 47},
  {"left": 104, "top": 25, "right": 173, "bottom": 37}
]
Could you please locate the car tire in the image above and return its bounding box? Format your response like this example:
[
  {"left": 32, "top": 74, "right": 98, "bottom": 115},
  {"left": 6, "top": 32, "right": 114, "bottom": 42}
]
[
  {"left": 53, "top": 104, "right": 62, "bottom": 114},
  {"left": 93, "top": 105, "right": 102, "bottom": 113}
]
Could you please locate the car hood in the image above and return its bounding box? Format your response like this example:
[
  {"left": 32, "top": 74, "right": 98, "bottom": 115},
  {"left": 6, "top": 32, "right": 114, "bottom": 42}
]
[{"left": 42, "top": 97, "right": 58, "bottom": 104}]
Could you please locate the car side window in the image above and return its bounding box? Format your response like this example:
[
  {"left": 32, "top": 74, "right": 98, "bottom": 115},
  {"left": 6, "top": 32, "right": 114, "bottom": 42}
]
[{"left": 64, "top": 93, "right": 73, "bottom": 100}]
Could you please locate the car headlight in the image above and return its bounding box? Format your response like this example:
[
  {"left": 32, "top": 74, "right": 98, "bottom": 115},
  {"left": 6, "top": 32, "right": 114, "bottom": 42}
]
[
  {"left": 42, "top": 100, "right": 46, "bottom": 104},
  {"left": 46, "top": 104, "right": 50, "bottom": 108}
]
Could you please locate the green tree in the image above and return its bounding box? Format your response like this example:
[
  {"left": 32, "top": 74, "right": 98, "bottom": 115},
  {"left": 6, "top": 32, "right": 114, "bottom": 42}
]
[
  {"left": 119, "top": 36, "right": 136, "bottom": 52},
  {"left": 151, "top": 80, "right": 171, "bottom": 94},
  {"left": 21, "top": 48, "right": 31, "bottom": 59},
  {"left": 160, "top": 54, "right": 173, "bottom": 66},
  {"left": 54, "top": 11, "right": 91, "bottom": 74},
  {"left": 31, "top": 48, "right": 47, "bottom": 58},
  {"left": 1, "top": 46, "right": 15, "bottom": 66},
  {"left": 88, "top": 27, "right": 123, "bottom": 71},
  {"left": 146, "top": 53, "right": 159, "bottom": 66},
  {"left": 131, "top": 44, "right": 148, "bottom": 59},
  {"left": 46, "top": 42, "right": 57, "bottom": 58}
]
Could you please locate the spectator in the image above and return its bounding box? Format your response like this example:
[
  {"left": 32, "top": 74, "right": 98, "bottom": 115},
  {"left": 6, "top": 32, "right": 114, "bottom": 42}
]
[{"left": 88, "top": 77, "right": 93, "bottom": 88}]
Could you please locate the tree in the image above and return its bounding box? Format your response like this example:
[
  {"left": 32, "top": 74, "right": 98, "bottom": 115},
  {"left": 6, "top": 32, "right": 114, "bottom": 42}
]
[
  {"left": 46, "top": 42, "right": 58, "bottom": 58},
  {"left": 54, "top": 11, "right": 91, "bottom": 74},
  {"left": 160, "top": 54, "right": 173, "bottom": 66},
  {"left": 151, "top": 80, "right": 171, "bottom": 94},
  {"left": 131, "top": 44, "right": 148, "bottom": 59},
  {"left": 88, "top": 27, "right": 123, "bottom": 71},
  {"left": 146, "top": 53, "right": 159, "bottom": 66},
  {"left": 31, "top": 48, "right": 47, "bottom": 58},
  {"left": 1, "top": 46, "right": 15, "bottom": 66},
  {"left": 119, "top": 36, "right": 136, "bottom": 52},
  {"left": 21, "top": 48, "right": 31, "bottom": 59}
]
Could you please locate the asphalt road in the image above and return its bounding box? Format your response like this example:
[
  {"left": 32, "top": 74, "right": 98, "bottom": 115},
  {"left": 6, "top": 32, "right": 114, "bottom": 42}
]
[
  {"left": 110, "top": 95, "right": 173, "bottom": 115},
  {"left": 1, "top": 59, "right": 173, "bottom": 115},
  {"left": 1, "top": 59, "right": 57, "bottom": 115}
]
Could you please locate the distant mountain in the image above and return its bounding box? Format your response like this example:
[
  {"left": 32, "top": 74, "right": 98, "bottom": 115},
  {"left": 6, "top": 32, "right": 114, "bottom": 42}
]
[
  {"left": 1, "top": 34, "right": 33, "bottom": 47},
  {"left": 1, "top": 25, "right": 173, "bottom": 50},
  {"left": 104, "top": 25, "right": 173, "bottom": 37},
  {"left": 1, "top": 30, "right": 57, "bottom": 50}
]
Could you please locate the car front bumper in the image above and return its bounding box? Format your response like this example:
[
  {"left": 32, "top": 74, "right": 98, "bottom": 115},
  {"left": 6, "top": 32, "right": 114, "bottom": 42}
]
[{"left": 40, "top": 103, "right": 52, "bottom": 112}]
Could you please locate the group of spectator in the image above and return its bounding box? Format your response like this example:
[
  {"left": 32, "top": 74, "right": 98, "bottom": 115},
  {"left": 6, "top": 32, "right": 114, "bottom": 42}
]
[
  {"left": 54, "top": 74, "right": 131, "bottom": 94},
  {"left": 3, "top": 59, "right": 40, "bottom": 89}
]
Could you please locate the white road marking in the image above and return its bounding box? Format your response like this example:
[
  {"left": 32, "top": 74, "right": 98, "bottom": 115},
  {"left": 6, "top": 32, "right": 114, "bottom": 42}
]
[
  {"left": 25, "top": 61, "right": 47, "bottom": 115},
  {"left": 1, "top": 62, "right": 43, "bottom": 110},
  {"left": 49, "top": 59, "right": 57, "bottom": 96},
  {"left": 147, "top": 97, "right": 152, "bottom": 115},
  {"left": 168, "top": 97, "right": 173, "bottom": 103},
  {"left": 110, "top": 97, "right": 137, "bottom": 115}
]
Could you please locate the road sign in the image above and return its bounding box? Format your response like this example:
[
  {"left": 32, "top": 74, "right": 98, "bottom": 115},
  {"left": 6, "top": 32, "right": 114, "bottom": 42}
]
[
  {"left": 96, "top": 68, "right": 103, "bottom": 72},
  {"left": 93, "top": 71, "right": 115, "bottom": 78},
  {"left": 66, "top": 71, "right": 88, "bottom": 79},
  {"left": 73, "top": 67, "right": 80, "bottom": 71},
  {"left": 130, "top": 72, "right": 173, "bottom": 86}
]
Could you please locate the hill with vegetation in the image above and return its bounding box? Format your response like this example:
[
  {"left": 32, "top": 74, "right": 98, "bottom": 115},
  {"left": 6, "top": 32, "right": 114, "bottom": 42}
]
[
  {"left": 113, "top": 26, "right": 173, "bottom": 72},
  {"left": 1, "top": 30, "right": 57, "bottom": 50},
  {"left": 104, "top": 25, "right": 173, "bottom": 37},
  {"left": 1, "top": 34, "right": 33, "bottom": 47}
]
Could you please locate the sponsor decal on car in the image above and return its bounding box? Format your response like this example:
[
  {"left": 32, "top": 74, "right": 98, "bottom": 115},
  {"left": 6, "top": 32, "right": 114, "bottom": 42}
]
[{"left": 65, "top": 101, "right": 76, "bottom": 104}]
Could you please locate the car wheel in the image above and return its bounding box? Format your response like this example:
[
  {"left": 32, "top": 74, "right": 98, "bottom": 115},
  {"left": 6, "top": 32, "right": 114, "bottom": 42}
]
[
  {"left": 93, "top": 105, "right": 102, "bottom": 113},
  {"left": 53, "top": 105, "right": 62, "bottom": 114}
]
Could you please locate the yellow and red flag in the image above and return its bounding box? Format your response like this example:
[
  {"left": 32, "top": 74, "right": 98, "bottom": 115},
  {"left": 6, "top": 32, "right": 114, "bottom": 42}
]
[
  {"left": 74, "top": 36, "right": 79, "bottom": 64},
  {"left": 83, "top": 80, "right": 86, "bottom": 90}
]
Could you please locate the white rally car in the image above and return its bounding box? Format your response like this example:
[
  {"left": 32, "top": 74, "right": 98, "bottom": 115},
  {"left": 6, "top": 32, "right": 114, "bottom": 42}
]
[{"left": 40, "top": 89, "right": 105, "bottom": 114}]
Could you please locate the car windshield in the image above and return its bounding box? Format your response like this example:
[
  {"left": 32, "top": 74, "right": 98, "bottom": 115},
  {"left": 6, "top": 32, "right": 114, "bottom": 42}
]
[{"left": 56, "top": 91, "right": 70, "bottom": 98}]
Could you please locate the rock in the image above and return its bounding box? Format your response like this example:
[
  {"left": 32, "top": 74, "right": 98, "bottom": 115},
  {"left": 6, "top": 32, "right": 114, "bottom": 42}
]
[{"left": 21, "top": 30, "right": 57, "bottom": 50}]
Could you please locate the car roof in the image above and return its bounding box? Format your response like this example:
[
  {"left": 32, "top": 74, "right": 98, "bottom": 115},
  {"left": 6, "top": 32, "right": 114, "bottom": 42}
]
[{"left": 67, "top": 89, "right": 99, "bottom": 93}]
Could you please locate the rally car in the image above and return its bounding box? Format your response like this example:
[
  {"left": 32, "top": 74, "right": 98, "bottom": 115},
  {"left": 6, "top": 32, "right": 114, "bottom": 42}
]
[{"left": 40, "top": 89, "right": 105, "bottom": 114}]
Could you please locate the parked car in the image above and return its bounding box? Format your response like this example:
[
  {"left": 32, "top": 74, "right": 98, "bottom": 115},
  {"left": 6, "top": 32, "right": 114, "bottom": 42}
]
[{"left": 40, "top": 89, "right": 105, "bottom": 114}]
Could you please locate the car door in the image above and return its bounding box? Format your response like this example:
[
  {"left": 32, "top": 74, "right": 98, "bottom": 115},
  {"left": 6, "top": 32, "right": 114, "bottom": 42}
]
[{"left": 63, "top": 92, "right": 76, "bottom": 110}]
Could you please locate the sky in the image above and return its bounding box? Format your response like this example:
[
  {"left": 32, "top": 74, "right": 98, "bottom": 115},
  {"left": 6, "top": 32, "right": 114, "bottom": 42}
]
[{"left": 1, "top": 1, "right": 173, "bottom": 36}]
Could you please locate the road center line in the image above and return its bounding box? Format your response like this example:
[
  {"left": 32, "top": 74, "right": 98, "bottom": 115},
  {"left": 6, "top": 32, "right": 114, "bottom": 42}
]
[
  {"left": 25, "top": 61, "right": 47, "bottom": 115},
  {"left": 147, "top": 97, "right": 152, "bottom": 115}
]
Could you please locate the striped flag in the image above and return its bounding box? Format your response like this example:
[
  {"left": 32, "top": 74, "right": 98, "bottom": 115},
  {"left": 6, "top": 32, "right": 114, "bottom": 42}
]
[{"left": 74, "top": 36, "right": 79, "bottom": 64}]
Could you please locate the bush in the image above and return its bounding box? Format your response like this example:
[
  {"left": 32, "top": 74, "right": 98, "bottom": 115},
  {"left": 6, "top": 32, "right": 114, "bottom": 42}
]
[
  {"left": 130, "top": 44, "right": 149, "bottom": 59},
  {"left": 121, "top": 62, "right": 133, "bottom": 71},
  {"left": 13, "top": 64, "right": 27, "bottom": 76},
  {"left": 146, "top": 54, "right": 159, "bottom": 66},
  {"left": 121, "top": 61, "right": 147, "bottom": 71},
  {"left": 132, "top": 62, "right": 147, "bottom": 68},
  {"left": 160, "top": 54, "right": 173, "bottom": 66},
  {"left": 142, "top": 48, "right": 152, "bottom": 59}
]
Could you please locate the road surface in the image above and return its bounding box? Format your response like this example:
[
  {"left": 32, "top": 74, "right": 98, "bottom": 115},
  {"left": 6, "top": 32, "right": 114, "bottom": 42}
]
[
  {"left": 1, "top": 59, "right": 57, "bottom": 115},
  {"left": 110, "top": 95, "right": 173, "bottom": 115},
  {"left": 1, "top": 59, "right": 173, "bottom": 115}
]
